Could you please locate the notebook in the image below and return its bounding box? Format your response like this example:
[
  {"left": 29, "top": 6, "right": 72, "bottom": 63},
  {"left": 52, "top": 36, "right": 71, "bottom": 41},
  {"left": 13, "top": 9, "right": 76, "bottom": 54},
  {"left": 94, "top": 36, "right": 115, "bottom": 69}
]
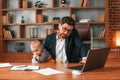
[
  {"left": 68, "top": 48, "right": 110, "bottom": 72},
  {"left": 10, "top": 65, "right": 39, "bottom": 71}
]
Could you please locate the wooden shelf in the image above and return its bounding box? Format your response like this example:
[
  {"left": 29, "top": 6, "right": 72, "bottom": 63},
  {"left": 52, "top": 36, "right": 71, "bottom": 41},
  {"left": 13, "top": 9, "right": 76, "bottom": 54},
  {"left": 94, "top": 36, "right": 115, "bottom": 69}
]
[
  {"left": 2, "top": 6, "right": 105, "bottom": 11},
  {"left": 3, "top": 38, "right": 45, "bottom": 41},
  {"left": 2, "top": 22, "right": 53, "bottom": 26},
  {"left": 0, "top": 0, "right": 107, "bottom": 62},
  {"left": 93, "top": 37, "right": 106, "bottom": 40},
  {"left": 71, "top": 6, "right": 105, "bottom": 9},
  {"left": 76, "top": 22, "right": 105, "bottom": 24}
]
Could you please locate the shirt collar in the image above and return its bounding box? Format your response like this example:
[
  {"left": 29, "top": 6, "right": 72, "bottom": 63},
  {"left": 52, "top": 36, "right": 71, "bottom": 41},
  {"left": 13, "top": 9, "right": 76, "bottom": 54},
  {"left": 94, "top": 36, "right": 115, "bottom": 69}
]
[{"left": 56, "top": 34, "right": 65, "bottom": 40}]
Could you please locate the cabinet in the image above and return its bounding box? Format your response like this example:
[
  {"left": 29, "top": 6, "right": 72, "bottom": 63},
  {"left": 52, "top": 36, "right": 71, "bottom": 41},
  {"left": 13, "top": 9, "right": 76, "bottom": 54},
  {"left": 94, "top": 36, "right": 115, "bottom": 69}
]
[{"left": 0, "top": 0, "right": 108, "bottom": 62}]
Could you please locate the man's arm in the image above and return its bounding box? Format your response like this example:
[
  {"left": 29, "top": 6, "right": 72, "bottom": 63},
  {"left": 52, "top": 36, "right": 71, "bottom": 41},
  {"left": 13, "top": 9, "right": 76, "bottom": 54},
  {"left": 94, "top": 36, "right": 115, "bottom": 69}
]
[
  {"left": 38, "top": 49, "right": 51, "bottom": 62},
  {"left": 73, "top": 29, "right": 89, "bottom": 60}
]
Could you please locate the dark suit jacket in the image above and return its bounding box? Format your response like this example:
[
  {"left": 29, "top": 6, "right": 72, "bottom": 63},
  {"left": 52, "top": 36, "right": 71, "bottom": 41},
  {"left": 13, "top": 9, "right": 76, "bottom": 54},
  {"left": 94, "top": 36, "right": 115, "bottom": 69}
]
[{"left": 43, "top": 29, "right": 89, "bottom": 63}]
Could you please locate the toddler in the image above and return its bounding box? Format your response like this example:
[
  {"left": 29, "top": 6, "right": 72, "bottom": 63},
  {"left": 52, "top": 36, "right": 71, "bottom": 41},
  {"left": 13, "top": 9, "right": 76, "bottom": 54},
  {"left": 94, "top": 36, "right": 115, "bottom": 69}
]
[{"left": 30, "top": 40, "right": 49, "bottom": 64}]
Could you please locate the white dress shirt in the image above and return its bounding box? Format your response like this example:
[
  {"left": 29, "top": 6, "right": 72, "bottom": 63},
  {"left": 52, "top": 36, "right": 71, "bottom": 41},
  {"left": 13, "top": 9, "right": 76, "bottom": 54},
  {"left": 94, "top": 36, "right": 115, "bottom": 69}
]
[{"left": 56, "top": 35, "right": 67, "bottom": 63}]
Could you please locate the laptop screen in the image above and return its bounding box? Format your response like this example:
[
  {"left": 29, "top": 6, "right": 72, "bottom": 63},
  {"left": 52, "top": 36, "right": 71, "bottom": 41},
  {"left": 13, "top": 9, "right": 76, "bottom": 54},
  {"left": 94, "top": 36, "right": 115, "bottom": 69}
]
[{"left": 68, "top": 48, "right": 110, "bottom": 72}]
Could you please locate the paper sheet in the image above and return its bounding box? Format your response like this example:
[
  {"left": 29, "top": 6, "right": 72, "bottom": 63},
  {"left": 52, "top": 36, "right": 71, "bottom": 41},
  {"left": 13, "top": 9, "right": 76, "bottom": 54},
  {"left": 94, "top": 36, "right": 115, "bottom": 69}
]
[
  {"left": 34, "top": 67, "right": 64, "bottom": 75},
  {"left": 0, "top": 63, "right": 12, "bottom": 68}
]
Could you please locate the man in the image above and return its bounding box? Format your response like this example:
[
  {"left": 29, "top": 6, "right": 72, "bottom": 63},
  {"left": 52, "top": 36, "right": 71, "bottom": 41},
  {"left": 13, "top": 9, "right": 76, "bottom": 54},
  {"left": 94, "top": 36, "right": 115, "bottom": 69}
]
[{"left": 43, "top": 16, "right": 89, "bottom": 63}]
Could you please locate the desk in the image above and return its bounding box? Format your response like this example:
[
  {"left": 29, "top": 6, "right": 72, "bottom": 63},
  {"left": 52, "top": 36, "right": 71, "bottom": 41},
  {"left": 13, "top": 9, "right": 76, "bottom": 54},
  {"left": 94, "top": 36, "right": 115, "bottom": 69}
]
[{"left": 0, "top": 53, "right": 120, "bottom": 80}]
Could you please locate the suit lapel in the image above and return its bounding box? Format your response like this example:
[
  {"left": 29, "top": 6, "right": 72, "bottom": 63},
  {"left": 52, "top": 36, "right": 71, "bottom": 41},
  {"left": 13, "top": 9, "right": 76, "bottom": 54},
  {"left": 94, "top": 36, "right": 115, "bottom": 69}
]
[
  {"left": 52, "top": 33, "right": 57, "bottom": 60},
  {"left": 65, "top": 37, "right": 72, "bottom": 59}
]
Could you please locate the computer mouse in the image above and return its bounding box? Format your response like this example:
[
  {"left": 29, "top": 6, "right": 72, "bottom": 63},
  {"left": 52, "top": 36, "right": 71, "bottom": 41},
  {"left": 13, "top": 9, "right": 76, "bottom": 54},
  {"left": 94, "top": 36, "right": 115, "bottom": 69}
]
[{"left": 72, "top": 70, "right": 81, "bottom": 75}]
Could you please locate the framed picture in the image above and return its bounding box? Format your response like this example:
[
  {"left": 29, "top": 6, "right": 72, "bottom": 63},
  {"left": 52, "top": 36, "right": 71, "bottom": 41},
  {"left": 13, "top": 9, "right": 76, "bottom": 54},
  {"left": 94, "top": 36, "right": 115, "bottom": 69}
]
[{"left": 30, "top": 28, "right": 38, "bottom": 38}]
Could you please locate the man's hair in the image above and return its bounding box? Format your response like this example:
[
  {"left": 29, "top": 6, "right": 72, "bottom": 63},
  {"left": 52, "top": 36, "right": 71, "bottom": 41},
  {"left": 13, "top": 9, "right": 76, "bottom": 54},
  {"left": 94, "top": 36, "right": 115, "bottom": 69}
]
[
  {"left": 30, "top": 40, "right": 42, "bottom": 49},
  {"left": 61, "top": 16, "right": 75, "bottom": 28}
]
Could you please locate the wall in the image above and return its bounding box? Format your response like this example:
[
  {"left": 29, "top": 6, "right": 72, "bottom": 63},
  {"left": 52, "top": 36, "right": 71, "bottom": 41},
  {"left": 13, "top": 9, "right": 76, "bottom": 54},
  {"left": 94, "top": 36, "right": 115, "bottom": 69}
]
[
  {"left": 108, "top": 0, "right": 120, "bottom": 51},
  {"left": 0, "top": 1, "right": 3, "bottom": 52}
]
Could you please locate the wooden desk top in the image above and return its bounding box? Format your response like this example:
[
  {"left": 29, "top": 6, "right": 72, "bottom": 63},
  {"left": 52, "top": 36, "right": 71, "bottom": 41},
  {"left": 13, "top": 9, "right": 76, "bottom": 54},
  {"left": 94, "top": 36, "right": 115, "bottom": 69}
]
[{"left": 0, "top": 53, "right": 120, "bottom": 80}]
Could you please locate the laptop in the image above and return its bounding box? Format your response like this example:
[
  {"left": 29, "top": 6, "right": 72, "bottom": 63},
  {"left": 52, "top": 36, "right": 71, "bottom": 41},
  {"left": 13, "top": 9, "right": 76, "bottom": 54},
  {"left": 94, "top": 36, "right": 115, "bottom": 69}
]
[{"left": 68, "top": 48, "right": 110, "bottom": 72}]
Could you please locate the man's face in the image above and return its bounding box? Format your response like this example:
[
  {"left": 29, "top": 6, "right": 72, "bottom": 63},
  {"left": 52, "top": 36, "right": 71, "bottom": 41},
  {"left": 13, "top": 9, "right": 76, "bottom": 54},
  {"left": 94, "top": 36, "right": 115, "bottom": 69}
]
[
  {"left": 31, "top": 45, "right": 42, "bottom": 56},
  {"left": 58, "top": 23, "right": 73, "bottom": 38}
]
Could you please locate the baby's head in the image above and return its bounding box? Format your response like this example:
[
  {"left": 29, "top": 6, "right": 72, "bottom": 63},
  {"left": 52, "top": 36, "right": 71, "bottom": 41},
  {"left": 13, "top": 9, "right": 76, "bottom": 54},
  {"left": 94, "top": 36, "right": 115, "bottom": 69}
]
[{"left": 31, "top": 40, "right": 42, "bottom": 56}]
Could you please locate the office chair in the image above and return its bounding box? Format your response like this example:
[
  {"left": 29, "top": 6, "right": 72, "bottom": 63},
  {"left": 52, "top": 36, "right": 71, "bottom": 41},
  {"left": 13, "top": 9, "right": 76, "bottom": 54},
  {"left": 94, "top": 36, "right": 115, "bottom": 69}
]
[{"left": 75, "top": 27, "right": 93, "bottom": 49}]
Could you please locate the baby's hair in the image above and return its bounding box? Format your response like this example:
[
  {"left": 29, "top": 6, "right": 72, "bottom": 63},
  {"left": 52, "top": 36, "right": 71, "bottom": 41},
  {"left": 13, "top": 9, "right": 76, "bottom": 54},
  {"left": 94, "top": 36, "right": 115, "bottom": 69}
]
[{"left": 30, "top": 40, "right": 42, "bottom": 49}]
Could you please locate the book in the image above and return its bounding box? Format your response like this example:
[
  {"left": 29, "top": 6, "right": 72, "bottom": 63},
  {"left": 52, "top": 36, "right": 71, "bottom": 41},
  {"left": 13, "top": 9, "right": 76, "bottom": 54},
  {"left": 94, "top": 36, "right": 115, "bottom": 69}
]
[
  {"left": 22, "top": 0, "right": 27, "bottom": 8},
  {"left": 71, "top": 14, "right": 76, "bottom": 20},
  {"left": 79, "top": 19, "right": 91, "bottom": 22},
  {"left": 3, "top": 28, "right": 9, "bottom": 38},
  {"left": 10, "top": 65, "right": 39, "bottom": 71},
  {"left": 6, "top": 12, "right": 10, "bottom": 23},
  {"left": 37, "top": 14, "right": 43, "bottom": 23},
  {"left": 80, "top": 0, "right": 84, "bottom": 7},
  {"left": 83, "top": 0, "right": 88, "bottom": 7},
  {"left": 3, "top": 28, "right": 12, "bottom": 38},
  {"left": 3, "top": 15, "right": 7, "bottom": 24},
  {"left": 7, "top": 30, "right": 12, "bottom": 38},
  {"left": 46, "top": 29, "right": 53, "bottom": 35},
  {"left": 99, "top": 29, "right": 105, "bottom": 38},
  {"left": 98, "top": 13, "right": 105, "bottom": 22},
  {"left": 102, "top": 29, "right": 105, "bottom": 37},
  {"left": 3, "top": 28, "right": 7, "bottom": 38}
]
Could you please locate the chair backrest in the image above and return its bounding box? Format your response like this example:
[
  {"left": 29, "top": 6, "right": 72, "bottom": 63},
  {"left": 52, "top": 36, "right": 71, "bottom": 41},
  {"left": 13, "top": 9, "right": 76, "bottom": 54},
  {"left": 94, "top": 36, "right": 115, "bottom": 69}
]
[{"left": 75, "top": 27, "right": 92, "bottom": 49}]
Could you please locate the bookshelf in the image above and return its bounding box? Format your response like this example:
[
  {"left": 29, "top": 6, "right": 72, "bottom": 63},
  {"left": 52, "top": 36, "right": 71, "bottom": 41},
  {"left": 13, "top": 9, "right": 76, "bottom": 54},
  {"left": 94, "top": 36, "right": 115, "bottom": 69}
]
[{"left": 0, "top": 0, "right": 108, "bottom": 62}]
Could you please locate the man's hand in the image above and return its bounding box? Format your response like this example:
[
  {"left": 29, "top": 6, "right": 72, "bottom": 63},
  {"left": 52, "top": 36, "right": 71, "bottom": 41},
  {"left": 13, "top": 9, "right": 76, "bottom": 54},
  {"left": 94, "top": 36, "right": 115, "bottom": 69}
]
[
  {"left": 47, "top": 54, "right": 52, "bottom": 61},
  {"left": 79, "top": 57, "right": 87, "bottom": 64}
]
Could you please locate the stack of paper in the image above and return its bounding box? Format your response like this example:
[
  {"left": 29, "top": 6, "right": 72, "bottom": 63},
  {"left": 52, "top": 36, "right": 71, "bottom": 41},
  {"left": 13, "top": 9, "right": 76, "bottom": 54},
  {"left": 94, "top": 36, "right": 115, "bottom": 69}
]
[
  {"left": 10, "top": 65, "right": 39, "bottom": 71},
  {"left": 34, "top": 67, "right": 64, "bottom": 75},
  {"left": 0, "top": 63, "right": 12, "bottom": 68},
  {"left": 79, "top": 19, "right": 91, "bottom": 22}
]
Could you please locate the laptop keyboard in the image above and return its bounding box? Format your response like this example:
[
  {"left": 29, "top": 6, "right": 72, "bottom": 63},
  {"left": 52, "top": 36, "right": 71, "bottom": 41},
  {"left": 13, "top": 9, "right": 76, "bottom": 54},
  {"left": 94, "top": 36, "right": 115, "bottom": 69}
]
[{"left": 68, "top": 65, "right": 83, "bottom": 70}]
